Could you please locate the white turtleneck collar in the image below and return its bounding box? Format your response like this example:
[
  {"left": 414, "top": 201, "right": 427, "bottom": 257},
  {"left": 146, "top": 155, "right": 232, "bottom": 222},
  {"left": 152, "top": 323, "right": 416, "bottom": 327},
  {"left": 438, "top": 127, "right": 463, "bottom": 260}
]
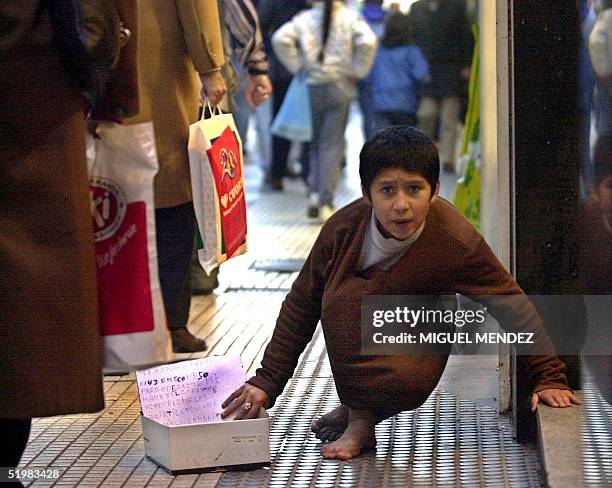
[{"left": 358, "top": 211, "right": 425, "bottom": 271}]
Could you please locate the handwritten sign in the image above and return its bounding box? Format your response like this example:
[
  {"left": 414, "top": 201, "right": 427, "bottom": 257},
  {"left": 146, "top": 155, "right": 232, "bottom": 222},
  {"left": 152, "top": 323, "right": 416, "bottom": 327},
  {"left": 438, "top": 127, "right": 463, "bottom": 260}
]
[{"left": 136, "top": 355, "right": 246, "bottom": 426}]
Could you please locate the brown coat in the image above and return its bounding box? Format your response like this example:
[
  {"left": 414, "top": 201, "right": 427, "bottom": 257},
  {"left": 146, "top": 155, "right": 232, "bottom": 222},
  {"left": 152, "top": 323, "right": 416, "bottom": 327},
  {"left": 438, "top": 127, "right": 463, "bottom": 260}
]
[
  {"left": 126, "top": 0, "right": 225, "bottom": 209},
  {"left": 103, "top": 1, "right": 141, "bottom": 118},
  {"left": 248, "top": 198, "right": 570, "bottom": 413},
  {"left": 0, "top": 1, "right": 110, "bottom": 418}
]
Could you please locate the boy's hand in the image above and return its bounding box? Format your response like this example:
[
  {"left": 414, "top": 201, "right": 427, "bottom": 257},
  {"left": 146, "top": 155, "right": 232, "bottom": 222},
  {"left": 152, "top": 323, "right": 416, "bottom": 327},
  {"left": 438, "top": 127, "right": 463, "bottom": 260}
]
[
  {"left": 222, "top": 383, "right": 270, "bottom": 420},
  {"left": 530, "top": 388, "right": 582, "bottom": 412}
]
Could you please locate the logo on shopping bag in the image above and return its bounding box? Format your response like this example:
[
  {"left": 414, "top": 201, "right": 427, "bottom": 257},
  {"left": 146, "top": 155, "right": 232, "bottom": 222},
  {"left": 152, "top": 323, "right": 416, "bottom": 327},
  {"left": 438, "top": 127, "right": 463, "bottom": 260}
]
[
  {"left": 221, "top": 148, "right": 237, "bottom": 182},
  {"left": 220, "top": 194, "right": 229, "bottom": 209},
  {"left": 90, "top": 177, "right": 127, "bottom": 242}
]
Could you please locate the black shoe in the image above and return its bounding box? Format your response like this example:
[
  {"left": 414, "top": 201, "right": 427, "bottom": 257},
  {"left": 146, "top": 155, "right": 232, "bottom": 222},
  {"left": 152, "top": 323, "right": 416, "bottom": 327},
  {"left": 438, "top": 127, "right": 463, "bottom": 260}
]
[
  {"left": 307, "top": 205, "right": 319, "bottom": 219},
  {"left": 192, "top": 267, "right": 219, "bottom": 295},
  {"left": 192, "top": 281, "right": 218, "bottom": 295},
  {"left": 261, "top": 175, "right": 283, "bottom": 191},
  {"left": 171, "top": 328, "right": 208, "bottom": 353}
]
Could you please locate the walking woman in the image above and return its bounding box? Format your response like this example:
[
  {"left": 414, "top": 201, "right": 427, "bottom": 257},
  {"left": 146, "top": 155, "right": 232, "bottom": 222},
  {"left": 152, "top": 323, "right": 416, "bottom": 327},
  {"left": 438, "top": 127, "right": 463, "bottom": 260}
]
[{"left": 272, "top": 0, "right": 377, "bottom": 221}]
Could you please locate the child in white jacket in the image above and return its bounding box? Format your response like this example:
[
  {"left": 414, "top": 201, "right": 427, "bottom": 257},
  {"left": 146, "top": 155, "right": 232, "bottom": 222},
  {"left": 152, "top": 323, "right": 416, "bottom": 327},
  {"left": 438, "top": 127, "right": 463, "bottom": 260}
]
[{"left": 272, "top": 0, "right": 377, "bottom": 220}]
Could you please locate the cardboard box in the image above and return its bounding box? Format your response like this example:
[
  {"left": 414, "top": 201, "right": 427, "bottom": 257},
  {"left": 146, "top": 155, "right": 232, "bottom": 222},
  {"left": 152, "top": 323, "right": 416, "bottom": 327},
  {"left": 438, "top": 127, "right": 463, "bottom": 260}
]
[{"left": 142, "top": 410, "right": 270, "bottom": 475}]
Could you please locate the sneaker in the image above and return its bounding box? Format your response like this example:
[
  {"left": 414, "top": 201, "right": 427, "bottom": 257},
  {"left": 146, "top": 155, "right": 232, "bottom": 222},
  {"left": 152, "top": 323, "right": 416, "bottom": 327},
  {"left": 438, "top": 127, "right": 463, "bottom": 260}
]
[
  {"left": 170, "top": 328, "right": 208, "bottom": 353},
  {"left": 320, "top": 204, "right": 335, "bottom": 222}
]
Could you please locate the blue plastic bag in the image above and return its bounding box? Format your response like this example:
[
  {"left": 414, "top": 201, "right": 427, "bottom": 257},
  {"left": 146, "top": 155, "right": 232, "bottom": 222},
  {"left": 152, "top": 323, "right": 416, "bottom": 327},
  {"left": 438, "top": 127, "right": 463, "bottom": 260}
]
[{"left": 270, "top": 71, "right": 312, "bottom": 142}]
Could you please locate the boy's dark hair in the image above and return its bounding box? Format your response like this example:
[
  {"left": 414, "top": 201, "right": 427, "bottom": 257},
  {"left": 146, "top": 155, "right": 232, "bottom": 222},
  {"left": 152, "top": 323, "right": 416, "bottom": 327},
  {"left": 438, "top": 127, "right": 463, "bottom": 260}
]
[
  {"left": 381, "top": 12, "right": 412, "bottom": 48},
  {"left": 359, "top": 126, "right": 440, "bottom": 197},
  {"left": 593, "top": 132, "right": 612, "bottom": 187}
]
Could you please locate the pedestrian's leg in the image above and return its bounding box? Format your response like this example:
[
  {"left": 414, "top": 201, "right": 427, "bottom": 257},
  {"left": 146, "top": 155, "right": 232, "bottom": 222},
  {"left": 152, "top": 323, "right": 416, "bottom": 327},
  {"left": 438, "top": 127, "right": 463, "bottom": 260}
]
[
  {"left": 156, "top": 203, "right": 205, "bottom": 352},
  {"left": 307, "top": 85, "right": 326, "bottom": 216},
  {"left": 254, "top": 100, "right": 272, "bottom": 171},
  {"left": 232, "top": 83, "right": 251, "bottom": 145},
  {"left": 312, "top": 84, "right": 351, "bottom": 209},
  {"left": 372, "top": 112, "right": 392, "bottom": 133},
  {"left": 357, "top": 80, "right": 375, "bottom": 140},
  {"left": 0, "top": 418, "right": 31, "bottom": 487},
  {"left": 300, "top": 142, "right": 310, "bottom": 182},
  {"left": 388, "top": 111, "right": 417, "bottom": 127},
  {"left": 438, "top": 96, "right": 461, "bottom": 172},
  {"left": 265, "top": 79, "right": 292, "bottom": 189},
  {"left": 417, "top": 96, "right": 439, "bottom": 140}
]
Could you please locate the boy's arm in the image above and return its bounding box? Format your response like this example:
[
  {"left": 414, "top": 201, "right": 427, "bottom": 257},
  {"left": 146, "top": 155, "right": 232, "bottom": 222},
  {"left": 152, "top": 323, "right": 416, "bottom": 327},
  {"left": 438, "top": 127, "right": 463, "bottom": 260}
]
[
  {"left": 246, "top": 227, "right": 333, "bottom": 406},
  {"left": 454, "top": 236, "right": 572, "bottom": 394}
]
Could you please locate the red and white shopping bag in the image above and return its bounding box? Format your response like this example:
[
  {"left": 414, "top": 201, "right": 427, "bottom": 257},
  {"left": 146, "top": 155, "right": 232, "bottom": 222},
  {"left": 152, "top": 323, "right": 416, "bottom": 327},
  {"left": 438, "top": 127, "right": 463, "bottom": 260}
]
[
  {"left": 87, "top": 122, "right": 172, "bottom": 370},
  {"left": 189, "top": 105, "right": 247, "bottom": 273}
]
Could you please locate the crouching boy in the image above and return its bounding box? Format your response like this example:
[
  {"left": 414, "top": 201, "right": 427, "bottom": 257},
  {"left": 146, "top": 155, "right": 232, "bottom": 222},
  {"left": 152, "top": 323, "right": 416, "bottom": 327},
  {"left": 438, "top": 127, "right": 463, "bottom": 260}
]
[{"left": 222, "top": 126, "right": 581, "bottom": 460}]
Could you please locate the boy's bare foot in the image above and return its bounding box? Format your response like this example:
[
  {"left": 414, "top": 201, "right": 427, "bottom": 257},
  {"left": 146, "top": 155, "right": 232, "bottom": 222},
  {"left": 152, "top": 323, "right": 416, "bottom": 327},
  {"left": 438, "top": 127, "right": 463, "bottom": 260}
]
[
  {"left": 311, "top": 405, "right": 349, "bottom": 442},
  {"left": 320, "top": 409, "right": 377, "bottom": 460}
]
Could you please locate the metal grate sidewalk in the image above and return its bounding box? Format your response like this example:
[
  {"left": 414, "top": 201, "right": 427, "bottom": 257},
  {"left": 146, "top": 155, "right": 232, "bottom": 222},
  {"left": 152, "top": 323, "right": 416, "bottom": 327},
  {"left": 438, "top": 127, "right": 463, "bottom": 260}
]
[{"left": 217, "top": 330, "right": 542, "bottom": 488}]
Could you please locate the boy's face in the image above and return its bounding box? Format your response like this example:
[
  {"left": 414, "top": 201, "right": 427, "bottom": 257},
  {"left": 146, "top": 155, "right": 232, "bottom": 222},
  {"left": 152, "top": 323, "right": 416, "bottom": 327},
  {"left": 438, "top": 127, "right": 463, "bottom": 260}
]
[{"left": 363, "top": 168, "right": 439, "bottom": 241}]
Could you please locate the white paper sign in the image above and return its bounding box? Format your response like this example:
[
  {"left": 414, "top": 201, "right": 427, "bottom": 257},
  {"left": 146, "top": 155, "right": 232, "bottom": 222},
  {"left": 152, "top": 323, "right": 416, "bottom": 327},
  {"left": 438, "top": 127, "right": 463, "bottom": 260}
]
[{"left": 136, "top": 355, "right": 246, "bottom": 426}]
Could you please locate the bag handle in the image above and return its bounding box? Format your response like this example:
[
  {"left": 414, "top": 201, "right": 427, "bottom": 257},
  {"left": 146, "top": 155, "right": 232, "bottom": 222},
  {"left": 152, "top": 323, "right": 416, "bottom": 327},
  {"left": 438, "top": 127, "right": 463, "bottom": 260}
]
[{"left": 201, "top": 98, "right": 223, "bottom": 121}]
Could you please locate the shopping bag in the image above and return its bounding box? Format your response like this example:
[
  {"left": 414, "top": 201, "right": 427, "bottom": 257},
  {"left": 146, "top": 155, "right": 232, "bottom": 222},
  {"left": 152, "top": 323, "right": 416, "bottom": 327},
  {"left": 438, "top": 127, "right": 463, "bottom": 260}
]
[
  {"left": 87, "top": 122, "right": 172, "bottom": 370},
  {"left": 189, "top": 104, "right": 247, "bottom": 273},
  {"left": 270, "top": 71, "right": 312, "bottom": 142}
]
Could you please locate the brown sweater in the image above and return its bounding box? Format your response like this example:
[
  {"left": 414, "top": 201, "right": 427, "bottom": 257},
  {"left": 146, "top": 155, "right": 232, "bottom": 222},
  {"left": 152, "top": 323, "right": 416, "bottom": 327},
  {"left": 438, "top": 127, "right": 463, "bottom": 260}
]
[{"left": 248, "top": 198, "right": 570, "bottom": 413}]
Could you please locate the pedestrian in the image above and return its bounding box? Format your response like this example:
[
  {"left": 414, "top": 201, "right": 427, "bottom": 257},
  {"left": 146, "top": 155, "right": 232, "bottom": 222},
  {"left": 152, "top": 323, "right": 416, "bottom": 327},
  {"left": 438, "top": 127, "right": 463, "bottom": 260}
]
[
  {"left": 219, "top": 0, "right": 273, "bottom": 124},
  {"left": 191, "top": 0, "right": 273, "bottom": 297},
  {"left": 125, "top": 0, "right": 227, "bottom": 353},
  {"left": 0, "top": 0, "right": 138, "bottom": 476},
  {"left": 368, "top": 11, "right": 429, "bottom": 131},
  {"left": 272, "top": 0, "right": 377, "bottom": 221},
  {"left": 357, "top": 0, "right": 387, "bottom": 140},
  {"left": 258, "top": 0, "right": 311, "bottom": 191},
  {"left": 409, "top": 0, "right": 473, "bottom": 173}
]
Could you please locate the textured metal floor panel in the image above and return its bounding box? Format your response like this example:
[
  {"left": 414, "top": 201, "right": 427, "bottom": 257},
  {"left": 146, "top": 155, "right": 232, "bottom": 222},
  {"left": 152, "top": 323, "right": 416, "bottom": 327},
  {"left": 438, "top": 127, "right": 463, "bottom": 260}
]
[
  {"left": 582, "top": 380, "right": 612, "bottom": 486},
  {"left": 217, "top": 330, "right": 543, "bottom": 488},
  {"left": 250, "top": 258, "right": 306, "bottom": 273}
]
